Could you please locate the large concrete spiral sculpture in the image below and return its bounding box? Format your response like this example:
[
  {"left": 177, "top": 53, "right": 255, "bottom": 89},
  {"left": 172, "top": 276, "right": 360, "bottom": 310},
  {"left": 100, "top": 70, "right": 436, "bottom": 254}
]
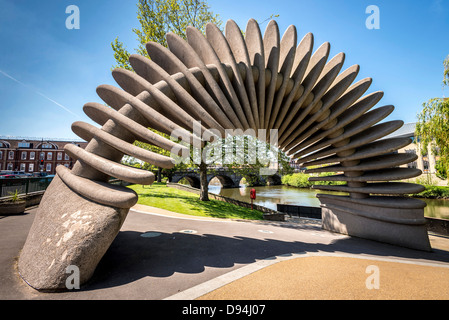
[{"left": 18, "top": 19, "right": 431, "bottom": 290}]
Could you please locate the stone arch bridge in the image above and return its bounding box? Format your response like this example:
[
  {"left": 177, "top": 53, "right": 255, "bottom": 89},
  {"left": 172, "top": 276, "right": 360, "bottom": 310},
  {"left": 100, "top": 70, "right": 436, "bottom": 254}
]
[{"left": 170, "top": 170, "right": 282, "bottom": 188}]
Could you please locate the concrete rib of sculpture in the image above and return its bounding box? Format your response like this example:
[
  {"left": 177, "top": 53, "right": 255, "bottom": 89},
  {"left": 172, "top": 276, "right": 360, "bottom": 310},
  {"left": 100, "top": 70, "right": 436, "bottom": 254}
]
[{"left": 18, "top": 19, "right": 431, "bottom": 291}]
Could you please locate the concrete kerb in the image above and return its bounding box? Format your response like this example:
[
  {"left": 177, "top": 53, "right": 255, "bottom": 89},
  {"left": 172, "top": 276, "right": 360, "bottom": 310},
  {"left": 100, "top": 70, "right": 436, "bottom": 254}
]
[
  {"left": 164, "top": 252, "right": 309, "bottom": 300},
  {"left": 130, "top": 204, "right": 322, "bottom": 229}
]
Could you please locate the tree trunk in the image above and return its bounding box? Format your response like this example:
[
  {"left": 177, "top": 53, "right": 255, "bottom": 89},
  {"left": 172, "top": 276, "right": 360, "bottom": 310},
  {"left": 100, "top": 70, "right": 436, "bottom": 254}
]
[
  {"left": 157, "top": 167, "right": 162, "bottom": 183},
  {"left": 199, "top": 161, "right": 209, "bottom": 201}
]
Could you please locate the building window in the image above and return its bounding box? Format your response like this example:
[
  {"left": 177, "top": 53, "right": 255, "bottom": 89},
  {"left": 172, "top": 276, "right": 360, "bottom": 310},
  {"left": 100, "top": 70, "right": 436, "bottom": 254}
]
[
  {"left": 30, "top": 152, "right": 35, "bottom": 160},
  {"left": 65, "top": 153, "right": 70, "bottom": 161},
  {"left": 20, "top": 163, "right": 26, "bottom": 171},
  {"left": 0, "top": 151, "right": 2, "bottom": 160},
  {"left": 57, "top": 152, "right": 62, "bottom": 160},
  {"left": 41, "top": 143, "right": 54, "bottom": 149},
  {"left": 21, "top": 151, "right": 27, "bottom": 160},
  {"left": 47, "top": 152, "right": 52, "bottom": 161},
  {"left": 408, "top": 161, "right": 417, "bottom": 169},
  {"left": 7, "top": 163, "right": 13, "bottom": 170},
  {"left": 18, "top": 142, "right": 31, "bottom": 148},
  {"left": 0, "top": 141, "right": 10, "bottom": 148},
  {"left": 423, "top": 160, "right": 429, "bottom": 172},
  {"left": 29, "top": 163, "right": 34, "bottom": 172},
  {"left": 8, "top": 151, "right": 14, "bottom": 160},
  {"left": 40, "top": 152, "right": 45, "bottom": 160},
  {"left": 46, "top": 163, "right": 52, "bottom": 172}
]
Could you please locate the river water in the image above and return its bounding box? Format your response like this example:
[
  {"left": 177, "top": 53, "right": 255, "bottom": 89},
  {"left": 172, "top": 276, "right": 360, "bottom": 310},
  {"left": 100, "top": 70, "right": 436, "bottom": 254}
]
[{"left": 207, "top": 183, "right": 449, "bottom": 220}]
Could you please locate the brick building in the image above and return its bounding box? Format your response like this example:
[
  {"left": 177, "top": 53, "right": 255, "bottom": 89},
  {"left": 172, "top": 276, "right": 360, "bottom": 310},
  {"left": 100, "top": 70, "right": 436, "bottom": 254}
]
[
  {"left": 383, "top": 122, "right": 439, "bottom": 175},
  {"left": 0, "top": 137, "right": 87, "bottom": 175}
]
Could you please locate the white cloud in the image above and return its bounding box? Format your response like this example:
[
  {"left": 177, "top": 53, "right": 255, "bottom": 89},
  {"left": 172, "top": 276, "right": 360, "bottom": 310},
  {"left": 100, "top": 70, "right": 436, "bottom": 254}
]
[{"left": 0, "top": 69, "right": 80, "bottom": 118}]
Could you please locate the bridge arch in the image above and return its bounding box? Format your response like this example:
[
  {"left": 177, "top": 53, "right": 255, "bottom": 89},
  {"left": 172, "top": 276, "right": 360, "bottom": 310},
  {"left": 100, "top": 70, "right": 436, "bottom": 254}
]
[
  {"left": 208, "top": 174, "right": 237, "bottom": 188},
  {"left": 266, "top": 174, "right": 282, "bottom": 186},
  {"left": 172, "top": 174, "right": 201, "bottom": 189}
]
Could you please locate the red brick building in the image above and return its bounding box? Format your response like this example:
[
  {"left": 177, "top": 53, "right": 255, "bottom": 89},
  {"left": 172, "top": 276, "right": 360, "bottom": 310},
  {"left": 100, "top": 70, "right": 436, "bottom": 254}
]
[{"left": 0, "top": 137, "right": 88, "bottom": 175}]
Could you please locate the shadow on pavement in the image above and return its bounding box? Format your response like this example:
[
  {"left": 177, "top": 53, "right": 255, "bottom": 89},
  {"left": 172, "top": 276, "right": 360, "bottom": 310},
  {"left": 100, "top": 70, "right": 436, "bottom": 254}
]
[{"left": 85, "top": 229, "right": 449, "bottom": 291}]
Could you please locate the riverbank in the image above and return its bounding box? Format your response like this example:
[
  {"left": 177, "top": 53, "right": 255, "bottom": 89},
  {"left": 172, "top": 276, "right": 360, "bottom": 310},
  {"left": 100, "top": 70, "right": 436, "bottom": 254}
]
[
  {"left": 127, "top": 183, "right": 265, "bottom": 220},
  {"left": 281, "top": 173, "right": 449, "bottom": 200},
  {"left": 210, "top": 183, "right": 449, "bottom": 220}
]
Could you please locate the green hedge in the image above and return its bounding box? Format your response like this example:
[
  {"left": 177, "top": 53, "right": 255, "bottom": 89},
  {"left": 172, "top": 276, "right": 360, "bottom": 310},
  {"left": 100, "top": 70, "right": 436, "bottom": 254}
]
[
  {"left": 414, "top": 186, "right": 449, "bottom": 199},
  {"left": 281, "top": 173, "right": 345, "bottom": 188}
]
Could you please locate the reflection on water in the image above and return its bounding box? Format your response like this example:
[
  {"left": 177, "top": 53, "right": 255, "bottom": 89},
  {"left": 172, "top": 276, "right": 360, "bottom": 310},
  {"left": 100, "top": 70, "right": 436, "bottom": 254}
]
[
  {"left": 208, "top": 184, "right": 344, "bottom": 211},
  {"left": 208, "top": 183, "right": 449, "bottom": 220},
  {"left": 420, "top": 198, "right": 449, "bottom": 220}
]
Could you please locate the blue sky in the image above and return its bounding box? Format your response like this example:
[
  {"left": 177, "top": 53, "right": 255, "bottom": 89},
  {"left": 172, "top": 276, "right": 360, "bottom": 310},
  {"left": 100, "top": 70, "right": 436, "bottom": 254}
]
[{"left": 0, "top": 0, "right": 448, "bottom": 140}]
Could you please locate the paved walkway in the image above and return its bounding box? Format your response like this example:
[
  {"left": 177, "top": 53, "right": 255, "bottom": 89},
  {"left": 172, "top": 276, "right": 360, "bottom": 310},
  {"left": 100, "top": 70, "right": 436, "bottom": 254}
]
[
  {"left": 192, "top": 254, "right": 449, "bottom": 300},
  {"left": 1, "top": 204, "right": 449, "bottom": 300}
]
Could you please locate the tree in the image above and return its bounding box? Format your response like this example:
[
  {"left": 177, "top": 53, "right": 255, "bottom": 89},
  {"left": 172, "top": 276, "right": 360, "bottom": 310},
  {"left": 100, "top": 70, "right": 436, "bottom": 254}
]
[
  {"left": 416, "top": 55, "right": 449, "bottom": 182},
  {"left": 219, "top": 134, "right": 293, "bottom": 186},
  {"left": 111, "top": 0, "right": 222, "bottom": 70},
  {"left": 435, "top": 160, "right": 448, "bottom": 180},
  {"left": 443, "top": 55, "right": 449, "bottom": 87}
]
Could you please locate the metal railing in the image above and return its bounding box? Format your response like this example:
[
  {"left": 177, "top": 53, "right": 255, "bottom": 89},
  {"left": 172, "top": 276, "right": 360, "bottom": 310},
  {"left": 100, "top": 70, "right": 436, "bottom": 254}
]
[{"left": 0, "top": 177, "right": 54, "bottom": 198}]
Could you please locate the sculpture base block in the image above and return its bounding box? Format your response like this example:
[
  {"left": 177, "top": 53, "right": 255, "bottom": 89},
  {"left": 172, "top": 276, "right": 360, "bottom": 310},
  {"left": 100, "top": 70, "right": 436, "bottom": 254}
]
[
  {"left": 18, "top": 175, "right": 129, "bottom": 291},
  {"left": 319, "top": 194, "right": 432, "bottom": 252}
]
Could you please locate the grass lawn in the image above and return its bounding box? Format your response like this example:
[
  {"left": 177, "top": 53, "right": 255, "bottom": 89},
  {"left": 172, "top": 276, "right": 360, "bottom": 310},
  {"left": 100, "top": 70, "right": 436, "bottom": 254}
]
[{"left": 127, "top": 183, "right": 264, "bottom": 220}]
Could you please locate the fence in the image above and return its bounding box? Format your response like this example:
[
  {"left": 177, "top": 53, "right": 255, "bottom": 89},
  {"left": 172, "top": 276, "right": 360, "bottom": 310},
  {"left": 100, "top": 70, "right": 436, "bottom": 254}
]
[
  {"left": 276, "top": 204, "right": 322, "bottom": 220},
  {"left": 0, "top": 177, "right": 53, "bottom": 198}
]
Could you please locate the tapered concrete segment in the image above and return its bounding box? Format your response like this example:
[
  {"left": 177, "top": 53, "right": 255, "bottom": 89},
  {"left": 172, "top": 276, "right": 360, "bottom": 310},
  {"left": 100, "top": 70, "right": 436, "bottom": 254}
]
[
  {"left": 167, "top": 32, "right": 245, "bottom": 132},
  {"left": 263, "top": 20, "right": 280, "bottom": 130},
  {"left": 127, "top": 55, "right": 236, "bottom": 132},
  {"left": 268, "top": 25, "right": 297, "bottom": 131},
  {"left": 289, "top": 91, "right": 385, "bottom": 156},
  {"left": 296, "top": 120, "right": 404, "bottom": 163},
  {"left": 56, "top": 166, "right": 138, "bottom": 209},
  {"left": 281, "top": 53, "right": 345, "bottom": 148},
  {"left": 64, "top": 143, "right": 156, "bottom": 184},
  {"left": 278, "top": 42, "right": 330, "bottom": 141},
  {"left": 306, "top": 153, "right": 418, "bottom": 173},
  {"left": 186, "top": 26, "right": 244, "bottom": 130},
  {"left": 71, "top": 121, "right": 179, "bottom": 164},
  {"left": 321, "top": 206, "right": 431, "bottom": 252},
  {"left": 289, "top": 105, "right": 394, "bottom": 157},
  {"left": 84, "top": 98, "right": 199, "bottom": 149},
  {"left": 289, "top": 77, "right": 373, "bottom": 150},
  {"left": 273, "top": 32, "right": 314, "bottom": 130},
  {"left": 301, "top": 138, "right": 414, "bottom": 167},
  {"left": 313, "top": 182, "right": 425, "bottom": 195},
  {"left": 287, "top": 64, "right": 360, "bottom": 145},
  {"left": 245, "top": 18, "right": 265, "bottom": 128},
  {"left": 18, "top": 175, "right": 129, "bottom": 290},
  {"left": 205, "top": 22, "right": 252, "bottom": 130},
  {"left": 18, "top": 18, "right": 432, "bottom": 290},
  {"left": 225, "top": 20, "right": 258, "bottom": 130}
]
